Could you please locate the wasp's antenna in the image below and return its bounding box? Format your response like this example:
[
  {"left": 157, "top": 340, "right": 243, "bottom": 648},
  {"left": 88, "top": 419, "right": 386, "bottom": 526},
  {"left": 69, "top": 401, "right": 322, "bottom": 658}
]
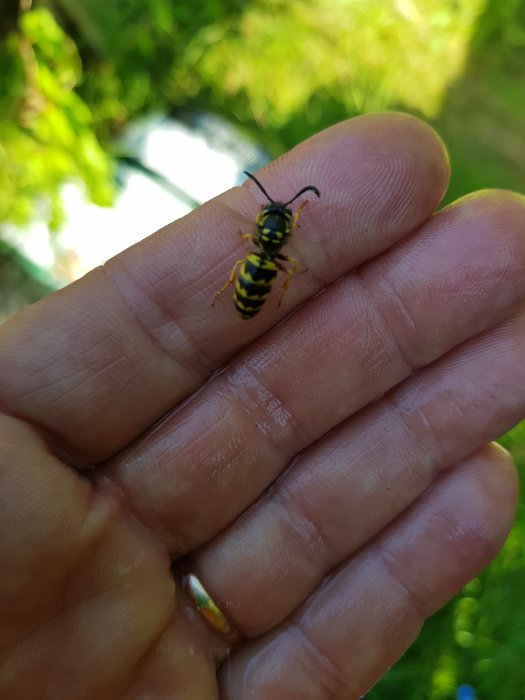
[
  {"left": 243, "top": 171, "right": 321, "bottom": 206},
  {"left": 243, "top": 171, "right": 275, "bottom": 203},
  {"left": 284, "top": 185, "right": 321, "bottom": 206}
]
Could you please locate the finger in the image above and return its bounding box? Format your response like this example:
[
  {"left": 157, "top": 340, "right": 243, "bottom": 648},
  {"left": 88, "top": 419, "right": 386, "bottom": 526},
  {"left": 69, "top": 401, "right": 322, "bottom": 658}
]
[
  {"left": 219, "top": 444, "right": 517, "bottom": 699},
  {"left": 0, "top": 114, "right": 448, "bottom": 463},
  {"left": 191, "top": 309, "right": 525, "bottom": 636},
  {"left": 0, "top": 415, "right": 174, "bottom": 698},
  {"left": 104, "top": 191, "right": 525, "bottom": 553},
  {"left": 121, "top": 604, "right": 221, "bottom": 700}
]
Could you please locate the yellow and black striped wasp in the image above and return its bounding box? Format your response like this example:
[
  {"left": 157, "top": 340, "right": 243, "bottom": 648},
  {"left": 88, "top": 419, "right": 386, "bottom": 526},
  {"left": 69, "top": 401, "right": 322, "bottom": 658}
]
[{"left": 212, "top": 171, "right": 320, "bottom": 319}]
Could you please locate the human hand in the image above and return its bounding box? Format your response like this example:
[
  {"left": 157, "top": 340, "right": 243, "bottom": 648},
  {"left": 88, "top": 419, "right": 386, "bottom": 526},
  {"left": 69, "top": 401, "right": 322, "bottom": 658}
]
[{"left": 1, "top": 113, "right": 524, "bottom": 699}]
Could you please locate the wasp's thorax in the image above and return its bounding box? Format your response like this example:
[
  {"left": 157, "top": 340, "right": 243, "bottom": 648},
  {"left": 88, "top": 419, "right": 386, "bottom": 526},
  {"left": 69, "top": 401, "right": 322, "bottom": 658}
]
[{"left": 257, "top": 203, "right": 293, "bottom": 256}]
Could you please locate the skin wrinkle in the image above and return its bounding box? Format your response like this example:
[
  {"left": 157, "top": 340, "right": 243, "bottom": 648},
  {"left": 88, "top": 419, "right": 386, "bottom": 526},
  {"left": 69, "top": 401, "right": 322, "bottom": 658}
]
[
  {"left": 0, "top": 439, "right": 97, "bottom": 585},
  {"left": 236, "top": 343, "right": 346, "bottom": 462},
  {"left": 5, "top": 329, "right": 123, "bottom": 405},
  {"left": 372, "top": 539, "right": 430, "bottom": 624},
  {"left": 290, "top": 622, "right": 357, "bottom": 700},
  {"left": 253, "top": 624, "right": 346, "bottom": 700},
  {"left": 119, "top": 362, "right": 234, "bottom": 467},
  {"left": 286, "top": 404, "right": 420, "bottom": 521},
  {"left": 101, "top": 262, "right": 207, "bottom": 385},
  {"left": 237, "top": 276, "right": 400, "bottom": 415},
  {"left": 198, "top": 424, "right": 248, "bottom": 487},
  {"left": 2, "top": 563, "right": 68, "bottom": 659},
  {"left": 273, "top": 484, "right": 339, "bottom": 575},
  {"left": 122, "top": 416, "right": 242, "bottom": 549},
  {"left": 353, "top": 270, "right": 419, "bottom": 375},
  {"left": 109, "top": 389, "right": 244, "bottom": 555},
  {"left": 121, "top": 196, "right": 245, "bottom": 296},
  {"left": 380, "top": 391, "right": 438, "bottom": 478},
  {"left": 0, "top": 277, "right": 196, "bottom": 463},
  {"left": 225, "top": 362, "right": 310, "bottom": 455},
  {"left": 362, "top": 261, "right": 421, "bottom": 350},
  {"left": 107, "top": 378, "right": 284, "bottom": 555}
]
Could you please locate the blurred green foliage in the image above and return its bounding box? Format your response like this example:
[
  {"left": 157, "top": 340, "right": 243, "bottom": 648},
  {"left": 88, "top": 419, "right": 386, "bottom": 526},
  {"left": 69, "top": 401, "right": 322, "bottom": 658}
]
[
  {"left": 1, "top": 0, "right": 524, "bottom": 223},
  {"left": 4, "top": 0, "right": 524, "bottom": 230},
  {"left": 370, "top": 423, "right": 525, "bottom": 699},
  {"left": 1, "top": 0, "right": 525, "bottom": 696},
  {"left": 0, "top": 6, "right": 113, "bottom": 229},
  {"left": 0, "top": 238, "right": 56, "bottom": 320}
]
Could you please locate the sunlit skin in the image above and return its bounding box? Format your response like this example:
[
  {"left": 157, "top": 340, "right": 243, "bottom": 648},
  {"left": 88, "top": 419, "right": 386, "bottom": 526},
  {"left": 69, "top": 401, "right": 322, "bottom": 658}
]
[{"left": 0, "top": 113, "right": 524, "bottom": 699}]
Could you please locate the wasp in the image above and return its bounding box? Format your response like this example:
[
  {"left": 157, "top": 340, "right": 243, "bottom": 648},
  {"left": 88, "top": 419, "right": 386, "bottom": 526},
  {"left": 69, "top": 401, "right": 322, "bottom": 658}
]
[{"left": 212, "top": 171, "right": 320, "bottom": 319}]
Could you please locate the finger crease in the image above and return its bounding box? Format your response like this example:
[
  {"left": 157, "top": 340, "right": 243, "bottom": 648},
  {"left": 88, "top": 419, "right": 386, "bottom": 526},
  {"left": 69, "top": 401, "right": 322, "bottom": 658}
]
[
  {"left": 374, "top": 539, "right": 429, "bottom": 623},
  {"left": 225, "top": 363, "right": 313, "bottom": 461},
  {"left": 382, "top": 390, "right": 439, "bottom": 482},
  {"left": 291, "top": 619, "right": 353, "bottom": 699},
  {"left": 101, "top": 263, "right": 207, "bottom": 384},
  {"left": 274, "top": 483, "right": 340, "bottom": 573},
  {"left": 354, "top": 269, "right": 420, "bottom": 376}
]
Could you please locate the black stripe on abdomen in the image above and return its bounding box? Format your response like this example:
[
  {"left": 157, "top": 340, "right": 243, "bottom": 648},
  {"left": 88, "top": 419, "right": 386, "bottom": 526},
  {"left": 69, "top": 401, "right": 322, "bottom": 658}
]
[{"left": 234, "top": 254, "right": 278, "bottom": 318}]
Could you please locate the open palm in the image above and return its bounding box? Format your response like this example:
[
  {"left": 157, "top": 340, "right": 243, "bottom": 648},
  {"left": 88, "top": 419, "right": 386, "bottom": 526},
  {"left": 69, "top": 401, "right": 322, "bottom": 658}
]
[{"left": 1, "top": 113, "right": 524, "bottom": 699}]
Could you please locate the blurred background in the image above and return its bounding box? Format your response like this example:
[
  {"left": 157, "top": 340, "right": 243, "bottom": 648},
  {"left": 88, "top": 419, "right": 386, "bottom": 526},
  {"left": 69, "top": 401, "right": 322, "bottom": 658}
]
[{"left": 1, "top": 0, "right": 524, "bottom": 696}]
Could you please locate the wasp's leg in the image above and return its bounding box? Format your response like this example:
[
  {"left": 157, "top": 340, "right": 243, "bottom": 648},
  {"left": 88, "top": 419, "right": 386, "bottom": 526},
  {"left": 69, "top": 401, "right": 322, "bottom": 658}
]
[
  {"left": 275, "top": 255, "right": 307, "bottom": 307},
  {"left": 291, "top": 200, "right": 309, "bottom": 232},
  {"left": 238, "top": 230, "right": 256, "bottom": 242},
  {"left": 276, "top": 253, "right": 308, "bottom": 274},
  {"left": 211, "top": 258, "right": 244, "bottom": 307}
]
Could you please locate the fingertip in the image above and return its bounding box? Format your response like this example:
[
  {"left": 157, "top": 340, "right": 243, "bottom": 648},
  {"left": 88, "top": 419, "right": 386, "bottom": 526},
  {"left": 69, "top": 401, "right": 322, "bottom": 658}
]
[
  {"left": 477, "top": 440, "right": 519, "bottom": 530},
  {"left": 439, "top": 442, "right": 518, "bottom": 566},
  {"left": 248, "top": 113, "right": 451, "bottom": 264},
  {"left": 316, "top": 111, "right": 450, "bottom": 201}
]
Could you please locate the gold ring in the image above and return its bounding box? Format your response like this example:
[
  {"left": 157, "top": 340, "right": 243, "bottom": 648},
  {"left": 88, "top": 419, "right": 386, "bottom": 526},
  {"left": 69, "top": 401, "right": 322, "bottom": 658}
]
[{"left": 184, "top": 572, "right": 234, "bottom": 637}]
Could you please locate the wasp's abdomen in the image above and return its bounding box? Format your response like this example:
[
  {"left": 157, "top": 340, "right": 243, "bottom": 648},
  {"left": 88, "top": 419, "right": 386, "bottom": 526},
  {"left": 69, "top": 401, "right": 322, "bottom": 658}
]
[{"left": 234, "top": 252, "right": 278, "bottom": 319}]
